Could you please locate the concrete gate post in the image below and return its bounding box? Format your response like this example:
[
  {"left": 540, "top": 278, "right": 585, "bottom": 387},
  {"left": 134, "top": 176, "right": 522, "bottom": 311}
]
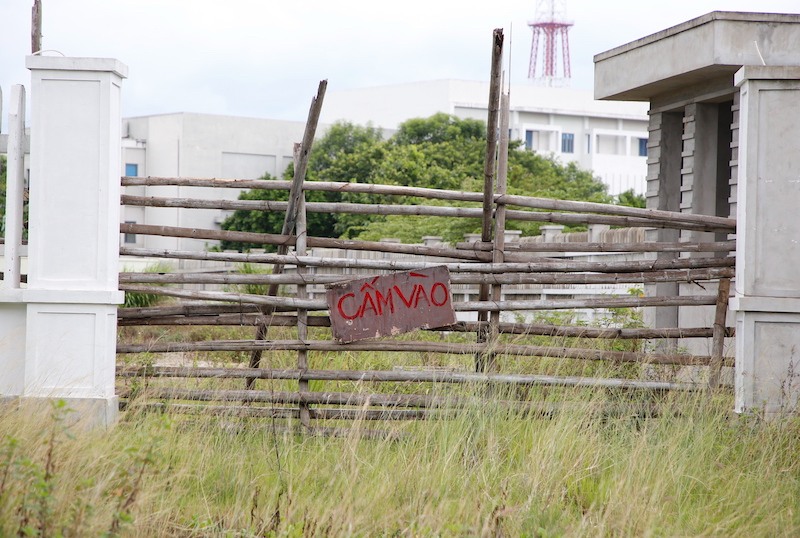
[
  {"left": 732, "top": 66, "right": 800, "bottom": 416},
  {"left": 17, "top": 57, "right": 128, "bottom": 426}
]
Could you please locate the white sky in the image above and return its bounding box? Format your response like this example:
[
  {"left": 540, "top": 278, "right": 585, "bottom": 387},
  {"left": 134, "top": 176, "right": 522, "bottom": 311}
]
[{"left": 1, "top": 1, "right": 799, "bottom": 124}]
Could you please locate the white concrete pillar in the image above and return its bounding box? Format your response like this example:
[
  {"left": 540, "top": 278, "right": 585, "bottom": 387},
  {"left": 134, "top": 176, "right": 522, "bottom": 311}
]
[
  {"left": 0, "top": 85, "right": 28, "bottom": 399},
  {"left": 20, "top": 56, "right": 128, "bottom": 426},
  {"left": 732, "top": 66, "right": 800, "bottom": 416}
]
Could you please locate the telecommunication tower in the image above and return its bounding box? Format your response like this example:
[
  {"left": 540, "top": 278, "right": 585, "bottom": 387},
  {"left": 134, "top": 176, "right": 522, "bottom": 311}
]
[{"left": 527, "top": 0, "right": 573, "bottom": 86}]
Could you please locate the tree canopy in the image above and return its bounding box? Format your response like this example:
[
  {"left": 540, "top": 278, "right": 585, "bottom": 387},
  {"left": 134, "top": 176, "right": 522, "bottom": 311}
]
[{"left": 220, "top": 113, "right": 616, "bottom": 250}]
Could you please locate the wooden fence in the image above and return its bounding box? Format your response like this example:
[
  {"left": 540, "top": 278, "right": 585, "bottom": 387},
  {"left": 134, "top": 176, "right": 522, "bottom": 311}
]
[
  {"left": 115, "top": 59, "right": 736, "bottom": 429},
  {"left": 116, "top": 172, "right": 736, "bottom": 428}
]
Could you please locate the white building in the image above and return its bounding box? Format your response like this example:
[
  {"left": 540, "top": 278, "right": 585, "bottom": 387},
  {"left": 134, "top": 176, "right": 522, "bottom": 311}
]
[
  {"left": 320, "top": 79, "right": 649, "bottom": 196},
  {"left": 120, "top": 113, "right": 308, "bottom": 251}
]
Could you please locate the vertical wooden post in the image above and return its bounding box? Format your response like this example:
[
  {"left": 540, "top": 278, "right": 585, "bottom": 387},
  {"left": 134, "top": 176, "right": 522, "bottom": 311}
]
[
  {"left": 708, "top": 277, "right": 731, "bottom": 389},
  {"left": 487, "top": 92, "right": 510, "bottom": 370},
  {"left": 246, "top": 80, "right": 326, "bottom": 390},
  {"left": 31, "top": 0, "right": 42, "bottom": 54},
  {"left": 294, "top": 144, "right": 311, "bottom": 429},
  {"left": 476, "top": 28, "right": 504, "bottom": 373}
]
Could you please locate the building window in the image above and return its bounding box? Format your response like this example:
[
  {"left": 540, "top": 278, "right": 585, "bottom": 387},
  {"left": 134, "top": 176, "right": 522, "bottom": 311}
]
[
  {"left": 561, "top": 132, "right": 575, "bottom": 154},
  {"left": 125, "top": 163, "right": 138, "bottom": 177},
  {"left": 525, "top": 130, "right": 534, "bottom": 151},
  {"left": 638, "top": 138, "right": 648, "bottom": 157},
  {"left": 124, "top": 220, "right": 137, "bottom": 244},
  {"left": 586, "top": 134, "right": 592, "bottom": 154}
]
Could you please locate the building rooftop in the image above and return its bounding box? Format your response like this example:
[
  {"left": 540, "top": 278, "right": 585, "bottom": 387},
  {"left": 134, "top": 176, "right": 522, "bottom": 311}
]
[{"left": 594, "top": 11, "right": 800, "bottom": 101}]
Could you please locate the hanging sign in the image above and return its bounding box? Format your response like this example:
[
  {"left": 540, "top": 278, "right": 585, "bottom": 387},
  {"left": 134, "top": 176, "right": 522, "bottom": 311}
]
[{"left": 325, "top": 266, "right": 457, "bottom": 343}]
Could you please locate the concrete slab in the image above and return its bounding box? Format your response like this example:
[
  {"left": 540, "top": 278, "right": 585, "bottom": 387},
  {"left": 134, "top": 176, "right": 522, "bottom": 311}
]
[{"left": 594, "top": 11, "right": 800, "bottom": 102}]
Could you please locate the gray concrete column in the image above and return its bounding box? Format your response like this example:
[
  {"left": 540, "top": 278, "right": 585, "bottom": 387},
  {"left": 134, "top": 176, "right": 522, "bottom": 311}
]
[
  {"left": 644, "top": 111, "right": 682, "bottom": 346},
  {"left": 732, "top": 66, "right": 800, "bottom": 415}
]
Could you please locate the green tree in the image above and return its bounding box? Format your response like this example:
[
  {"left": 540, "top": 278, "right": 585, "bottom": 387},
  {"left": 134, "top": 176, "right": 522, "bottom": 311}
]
[
  {"left": 306, "top": 121, "right": 384, "bottom": 183},
  {"left": 615, "top": 188, "right": 646, "bottom": 208},
  {"left": 219, "top": 173, "right": 340, "bottom": 251},
  {"left": 220, "top": 122, "right": 385, "bottom": 249},
  {"left": 219, "top": 113, "right": 614, "bottom": 246}
]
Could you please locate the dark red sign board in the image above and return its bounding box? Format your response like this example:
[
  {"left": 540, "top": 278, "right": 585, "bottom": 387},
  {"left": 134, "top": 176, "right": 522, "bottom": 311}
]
[{"left": 325, "top": 266, "right": 457, "bottom": 343}]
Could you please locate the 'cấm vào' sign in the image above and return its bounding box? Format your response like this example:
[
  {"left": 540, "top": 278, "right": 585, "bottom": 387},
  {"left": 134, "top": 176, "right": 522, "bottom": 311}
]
[{"left": 325, "top": 266, "right": 457, "bottom": 343}]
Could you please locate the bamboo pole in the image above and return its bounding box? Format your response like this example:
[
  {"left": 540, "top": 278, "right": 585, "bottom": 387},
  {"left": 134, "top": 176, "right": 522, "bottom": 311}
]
[
  {"left": 708, "top": 277, "right": 732, "bottom": 389},
  {"left": 485, "top": 91, "right": 510, "bottom": 374},
  {"left": 120, "top": 387, "right": 454, "bottom": 408},
  {"left": 31, "top": 0, "right": 42, "bottom": 54},
  {"left": 117, "top": 339, "right": 730, "bottom": 367},
  {"left": 453, "top": 295, "right": 718, "bottom": 311},
  {"left": 119, "top": 283, "right": 718, "bottom": 311},
  {"left": 118, "top": 387, "right": 688, "bottom": 413},
  {"left": 457, "top": 240, "right": 736, "bottom": 253},
  {"left": 118, "top": 266, "right": 735, "bottom": 287},
  {"left": 116, "top": 309, "right": 734, "bottom": 340},
  {"left": 295, "top": 169, "right": 311, "bottom": 427},
  {"left": 120, "top": 177, "right": 736, "bottom": 232},
  {"left": 500, "top": 208, "right": 729, "bottom": 233},
  {"left": 479, "top": 28, "right": 503, "bottom": 255},
  {"left": 476, "top": 53, "right": 501, "bottom": 363},
  {"left": 247, "top": 81, "right": 326, "bottom": 391},
  {"left": 119, "top": 222, "right": 487, "bottom": 261},
  {"left": 121, "top": 194, "right": 490, "bottom": 218},
  {"left": 124, "top": 402, "right": 437, "bottom": 421},
  {"left": 117, "top": 366, "right": 701, "bottom": 392},
  {"left": 118, "top": 312, "right": 327, "bottom": 327},
  {"left": 119, "top": 246, "right": 735, "bottom": 273},
  {"left": 119, "top": 221, "right": 734, "bottom": 262},
  {"left": 119, "top": 303, "right": 263, "bottom": 319},
  {"left": 121, "top": 196, "right": 730, "bottom": 233}
]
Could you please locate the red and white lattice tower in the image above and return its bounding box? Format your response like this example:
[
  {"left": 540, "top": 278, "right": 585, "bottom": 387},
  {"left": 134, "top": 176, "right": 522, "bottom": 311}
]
[{"left": 528, "top": 0, "right": 573, "bottom": 86}]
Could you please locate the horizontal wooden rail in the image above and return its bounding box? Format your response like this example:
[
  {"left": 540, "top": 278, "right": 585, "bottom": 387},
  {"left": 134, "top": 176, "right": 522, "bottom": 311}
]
[
  {"left": 118, "top": 267, "right": 735, "bottom": 286},
  {"left": 117, "top": 388, "right": 691, "bottom": 413},
  {"left": 119, "top": 246, "right": 735, "bottom": 274},
  {"left": 121, "top": 176, "right": 736, "bottom": 231},
  {"left": 123, "top": 402, "right": 438, "bottom": 421},
  {"left": 122, "top": 195, "right": 730, "bottom": 233},
  {"left": 122, "top": 194, "right": 485, "bottom": 218},
  {"left": 120, "top": 223, "right": 734, "bottom": 263},
  {"left": 117, "top": 366, "right": 703, "bottom": 391},
  {"left": 120, "top": 223, "right": 487, "bottom": 262},
  {"left": 458, "top": 240, "right": 736, "bottom": 253},
  {"left": 116, "top": 309, "right": 734, "bottom": 339},
  {"left": 120, "top": 387, "right": 455, "bottom": 408},
  {"left": 121, "top": 401, "right": 682, "bottom": 421},
  {"left": 120, "top": 283, "right": 719, "bottom": 311},
  {"left": 116, "top": 339, "right": 729, "bottom": 366}
]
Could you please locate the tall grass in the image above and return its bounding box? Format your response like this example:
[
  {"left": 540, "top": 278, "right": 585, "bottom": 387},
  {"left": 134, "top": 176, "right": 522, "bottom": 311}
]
[
  {"left": 2, "top": 389, "right": 799, "bottom": 536},
  {"left": 122, "top": 263, "right": 174, "bottom": 309}
]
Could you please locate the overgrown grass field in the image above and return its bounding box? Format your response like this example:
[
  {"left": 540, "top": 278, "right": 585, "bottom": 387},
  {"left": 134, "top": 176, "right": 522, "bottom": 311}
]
[
  {"left": 2, "top": 386, "right": 799, "bottom": 536},
  {"left": 3, "top": 305, "right": 794, "bottom": 536}
]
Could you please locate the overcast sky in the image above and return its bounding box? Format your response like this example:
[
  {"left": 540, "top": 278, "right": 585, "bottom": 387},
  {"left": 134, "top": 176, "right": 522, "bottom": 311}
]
[{"left": 1, "top": 1, "right": 799, "bottom": 125}]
